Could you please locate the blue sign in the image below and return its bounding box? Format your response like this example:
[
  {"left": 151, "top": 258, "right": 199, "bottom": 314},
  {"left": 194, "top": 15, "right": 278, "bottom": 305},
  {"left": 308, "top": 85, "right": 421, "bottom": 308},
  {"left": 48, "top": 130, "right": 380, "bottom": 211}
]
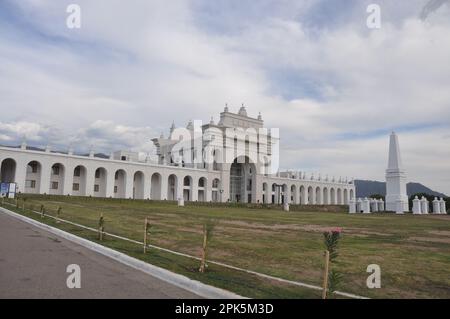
[{"left": 0, "top": 183, "right": 8, "bottom": 196}]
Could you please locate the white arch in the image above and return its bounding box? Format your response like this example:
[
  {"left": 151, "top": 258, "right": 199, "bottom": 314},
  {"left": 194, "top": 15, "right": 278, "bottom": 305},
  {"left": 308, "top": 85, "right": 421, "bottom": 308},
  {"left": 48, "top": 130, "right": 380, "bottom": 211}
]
[
  {"left": 151, "top": 172, "right": 162, "bottom": 200},
  {"left": 133, "top": 171, "right": 145, "bottom": 199},
  {"left": 49, "top": 163, "right": 65, "bottom": 195}
]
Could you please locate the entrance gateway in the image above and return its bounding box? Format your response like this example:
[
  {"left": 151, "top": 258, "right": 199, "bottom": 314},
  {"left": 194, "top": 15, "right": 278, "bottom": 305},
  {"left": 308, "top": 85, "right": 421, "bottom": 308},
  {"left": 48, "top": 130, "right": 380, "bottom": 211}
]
[{"left": 229, "top": 156, "right": 256, "bottom": 203}]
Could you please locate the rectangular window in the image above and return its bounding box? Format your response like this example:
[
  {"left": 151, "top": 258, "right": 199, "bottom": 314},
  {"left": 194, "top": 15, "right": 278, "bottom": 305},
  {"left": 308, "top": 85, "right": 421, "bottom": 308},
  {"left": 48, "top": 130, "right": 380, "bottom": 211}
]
[
  {"left": 74, "top": 167, "right": 81, "bottom": 177},
  {"left": 26, "top": 180, "right": 36, "bottom": 188},
  {"left": 94, "top": 184, "right": 99, "bottom": 192},
  {"left": 114, "top": 186, "right": 118, "bottom": 193},
  {"left": 27, "top": 163, "right": 38, "bottom": 173},
  {"left": 51, "top": 182, "right": 58, "bottom": 190},
  {"left": 247, "top": 179, "right": 252, "bottom": 191},
  {"left": 72, "top": 183, "right": 79, "bottom": 191},
  {"left": 95, "top": 170, "right": 100, "bottom": 178}
]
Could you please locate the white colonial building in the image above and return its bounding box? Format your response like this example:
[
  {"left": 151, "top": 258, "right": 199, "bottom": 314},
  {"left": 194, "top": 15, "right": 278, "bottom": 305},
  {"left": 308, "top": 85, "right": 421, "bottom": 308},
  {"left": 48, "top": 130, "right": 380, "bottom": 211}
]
[{"left": 0, "top": 106, "right": 355, "bottom": 205}]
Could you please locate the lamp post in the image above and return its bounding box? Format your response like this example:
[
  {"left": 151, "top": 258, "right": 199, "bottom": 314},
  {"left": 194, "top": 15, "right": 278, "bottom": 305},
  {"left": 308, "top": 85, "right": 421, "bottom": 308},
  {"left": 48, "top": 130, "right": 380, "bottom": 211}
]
[{"left": 219, "top": 189, "right": 224, "bottom": 203}]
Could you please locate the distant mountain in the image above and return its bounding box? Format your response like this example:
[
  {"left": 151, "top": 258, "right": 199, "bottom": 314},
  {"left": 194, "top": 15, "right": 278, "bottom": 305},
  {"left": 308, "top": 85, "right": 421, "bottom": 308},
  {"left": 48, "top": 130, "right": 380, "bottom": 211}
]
[{"left": 355, "top": 180, "right": 447, "bottom": 198}]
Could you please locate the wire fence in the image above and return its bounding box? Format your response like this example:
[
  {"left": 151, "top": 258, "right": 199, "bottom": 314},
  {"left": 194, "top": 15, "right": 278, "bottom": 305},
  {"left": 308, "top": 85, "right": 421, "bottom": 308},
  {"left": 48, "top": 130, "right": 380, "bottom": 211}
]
[{"left": 0, "top": 196, "right": 367, "bottom": 299}]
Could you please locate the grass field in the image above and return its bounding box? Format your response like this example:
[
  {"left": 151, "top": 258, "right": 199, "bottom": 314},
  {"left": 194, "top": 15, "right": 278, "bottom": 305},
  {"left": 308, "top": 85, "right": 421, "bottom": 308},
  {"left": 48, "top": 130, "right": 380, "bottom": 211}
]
[{"left": 3, "top": 194, "right": 450, "bottom": 299}]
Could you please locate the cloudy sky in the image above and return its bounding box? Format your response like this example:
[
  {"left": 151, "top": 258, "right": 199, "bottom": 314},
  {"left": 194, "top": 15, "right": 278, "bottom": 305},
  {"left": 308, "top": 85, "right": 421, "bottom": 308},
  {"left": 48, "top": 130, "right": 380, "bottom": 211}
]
[{"left": 0, "top": 0, "right": 449, "bottom": 194}]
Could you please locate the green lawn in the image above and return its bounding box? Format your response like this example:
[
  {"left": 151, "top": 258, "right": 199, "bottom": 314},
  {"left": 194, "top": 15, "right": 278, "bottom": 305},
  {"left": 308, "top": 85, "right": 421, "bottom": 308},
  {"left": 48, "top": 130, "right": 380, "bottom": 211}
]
[{"left": 3, "top": 194, "right": 450, "bottom": 299}]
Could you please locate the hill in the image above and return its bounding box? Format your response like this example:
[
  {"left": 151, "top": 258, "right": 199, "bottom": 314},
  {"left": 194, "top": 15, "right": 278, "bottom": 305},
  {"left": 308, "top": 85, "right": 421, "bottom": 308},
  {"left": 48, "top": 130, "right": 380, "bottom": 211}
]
[{"left": 354, "top": 180, "right": 447, "bottom": 198}]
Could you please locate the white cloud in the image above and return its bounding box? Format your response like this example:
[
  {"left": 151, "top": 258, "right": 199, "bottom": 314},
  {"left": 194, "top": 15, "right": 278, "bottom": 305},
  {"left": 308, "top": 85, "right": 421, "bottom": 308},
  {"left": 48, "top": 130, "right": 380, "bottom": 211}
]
[{"left": 0, "top": 0, "right": 449, "bottom": 193}]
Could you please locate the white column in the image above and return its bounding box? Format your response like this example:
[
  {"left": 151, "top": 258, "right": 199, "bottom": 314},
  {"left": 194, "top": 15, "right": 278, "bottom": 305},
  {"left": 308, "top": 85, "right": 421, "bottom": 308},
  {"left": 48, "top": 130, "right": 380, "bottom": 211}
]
[
  {"left": 310, "top": 188, "right": 316, "bottom": 205},
  {"left": 362, "top": 198, "right": 371, "bottom": 214},
  {"left": 176, "top": 177, "right": 183, "bottom": 201},
  {"left": 39, "top": 165, "right": 51, "bottom": 195},
  {"left": 125, "top": 171, "right": 134, "bottom": 199},
  {"left": 440, "top": 198, "right": 447, "bottom": 214},
  {"left": 105, "top": 169, "right": 114, "bottom": 198},
  {"left": 412, "top": 196, "right": 421, "bottom": 214},
  {"left": 160, "top": 175, "right": 168, "bottom": 200},
  {"left": 285, "top": 187, "right": 291, "bottom": 204},
  {"left": 395, "top": 200, "right": 405, "bottom": 214},
  {"left": 63, "top": 165, "right": 74, "bottom": 196},
  {"left": 371, "top": 199, "right": 379, "bottom": 212},
  {"left": 378, "top": 199, "right": 385, "bottom": 211},
  {"left": 356, "top": 198, "right": 363, "bottom": 213},
  {"left": 205, "top": 180, "right": 212, "bottom": 202},
  {"left": 420, "top": 197, "right": 429, "bottom": 214},
  {"left": 348, "top": 199, "right": 356, "bottom": 214},
  {"left": 143, "top": 174, "right": 151, "bottom": 200},
  {"left": 191, "top": 182, "right": 198, "bottom": 202},
  {"left": 85, "top": 168, "right": 95, "bottom": 197},
  {"left": 432, "top": 198, "right": 440, "bottom": 214},
  {"left": 14, "top": 162, "right": 27, "bottom": 194}
]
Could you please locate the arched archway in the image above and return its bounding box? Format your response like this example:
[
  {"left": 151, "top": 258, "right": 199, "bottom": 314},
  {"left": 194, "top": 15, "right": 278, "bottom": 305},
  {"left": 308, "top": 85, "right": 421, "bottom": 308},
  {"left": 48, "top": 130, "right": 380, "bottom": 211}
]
[
  {"left": 73, "top": 165, "right": 87, "bottom": 196},
  {"left": 330, "top": 188, "right": 336, "bottom": 204},
  {"left": 337, "top": 188, "right": 343, "bottom": 205},
  {"left": 271, "top": 183, "right": 277, "bottom": 204},
  {"left": 315, "top": 187, "right": 322, "bottom": 205},
  {"left": 290, "top": 185, "right": 298, "bottom": 204},
  {"left": 50, "top": 163, "right": 65, "bottom": 195},
  {"left": 94, "top": 167, "right": 107, "bottom": 197},
  {"left": 344, "top": 189, "right": 349, "bottom": 204},
  {"left": 150, "top": 173, "right": 162, "bottom": 200},
  {"left": 133, "top": 171, "right": 145, "bottom": 199},
  {"left": 198, "top": 177, "right": 207, "bottom": 202},
  {"left": 300, "top": 185, "right": 306, "bottom": 204},
  {"left": 167, "top": 174, "right": 178, "bottom": 201},
  {"left": 0, "top": 158, "right": 16, "bottom": 183},
  {"left": 323, "top": 187, "right": 329, "bottom": 205},
  {"left": 26, "top": 161, "right": 41, "bottom": 194},
  {"left": 350, "top": 189, "right": 355, "bottom": 201},
  {"left": 114, "top": 169, "right": 126, "bottom": 198},
  {"left": 230, "top": 156, "right": 256, "bottom": 203},
  {"left": 183, "top": 176, "right": 193, "bottom": 201},
  {"left": 211, "top": 178, "right": 220, "bottom": 202},
  {"left": 307, "top": 186, "right": 314, "bottom": 204}
]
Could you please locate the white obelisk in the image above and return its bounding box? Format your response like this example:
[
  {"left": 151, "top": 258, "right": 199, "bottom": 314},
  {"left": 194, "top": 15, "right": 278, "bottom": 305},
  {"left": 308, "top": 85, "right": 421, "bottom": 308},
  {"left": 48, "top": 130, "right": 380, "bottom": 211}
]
[{"left": 385, "top": 132, "right": 408, "bottom": 212}]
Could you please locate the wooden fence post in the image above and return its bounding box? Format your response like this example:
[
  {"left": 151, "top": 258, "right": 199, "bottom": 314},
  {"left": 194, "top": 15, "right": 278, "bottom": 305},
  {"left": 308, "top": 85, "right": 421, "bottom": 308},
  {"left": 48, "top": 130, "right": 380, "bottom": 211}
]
[
  {"left": 143, "top": 217, "right": 148, "bottom": 253},
  {"left": 56, "top": 206, "right": 62, "bottom": 223},
  {"left": 98, "top": 213, "right": 104, "bottom": 241},
  {"left": 199, "top": 224, "right": 208, "bottom": 273},
  {"left": 322, "top": 250, "right": 330, "bottom": 299}
]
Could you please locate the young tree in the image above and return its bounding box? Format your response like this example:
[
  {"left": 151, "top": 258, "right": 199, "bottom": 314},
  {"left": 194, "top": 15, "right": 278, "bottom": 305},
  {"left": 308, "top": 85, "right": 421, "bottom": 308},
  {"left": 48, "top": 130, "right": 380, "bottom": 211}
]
[
  {"left": 199, "top": 219, "right": 216, "bottom": 273},
  {"left": 322, "top": 228, "right": 343, "bottom": 299}
]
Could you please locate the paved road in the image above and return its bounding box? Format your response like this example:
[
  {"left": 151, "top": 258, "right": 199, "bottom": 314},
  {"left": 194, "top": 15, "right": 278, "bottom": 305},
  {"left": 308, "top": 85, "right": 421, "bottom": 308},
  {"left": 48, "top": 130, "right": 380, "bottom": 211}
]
[{"left": 0, "top": 212, "right": 200, "bottom": 299}]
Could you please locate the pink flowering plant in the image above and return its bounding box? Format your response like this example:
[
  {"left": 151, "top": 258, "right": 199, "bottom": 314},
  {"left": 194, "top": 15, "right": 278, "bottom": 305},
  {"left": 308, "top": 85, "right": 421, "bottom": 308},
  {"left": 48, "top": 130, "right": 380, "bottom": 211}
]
[{"left": 323, "top": 227, "right": 343, "bottom": 298}]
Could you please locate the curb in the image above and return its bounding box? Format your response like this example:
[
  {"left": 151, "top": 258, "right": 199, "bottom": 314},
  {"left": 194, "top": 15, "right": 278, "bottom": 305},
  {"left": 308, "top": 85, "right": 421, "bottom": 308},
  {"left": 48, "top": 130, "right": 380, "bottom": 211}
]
[{"left": 0, "top": 207, "right": 244, "bottom": 299}]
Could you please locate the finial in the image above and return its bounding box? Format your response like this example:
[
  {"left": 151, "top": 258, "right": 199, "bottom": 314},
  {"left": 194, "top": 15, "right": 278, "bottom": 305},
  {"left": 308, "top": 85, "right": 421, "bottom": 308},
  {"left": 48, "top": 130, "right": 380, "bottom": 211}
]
[
  {"left": 258, "top": 112, "right": 262, "bottom": 120},
  {"left": 210, "top": 116, "right": 215, "bottom": 125},
  {"left": 170, "top": 121, "right": 175, "bottom": 133},
  {"left": 224, "top": 103, "right": 229, "bottom": 112},
  {"left": 21, "top": 139, "right": 27, "bottom": 150},
  {"left": 187, "top": 120, "right": 193, "bottom": 130}
]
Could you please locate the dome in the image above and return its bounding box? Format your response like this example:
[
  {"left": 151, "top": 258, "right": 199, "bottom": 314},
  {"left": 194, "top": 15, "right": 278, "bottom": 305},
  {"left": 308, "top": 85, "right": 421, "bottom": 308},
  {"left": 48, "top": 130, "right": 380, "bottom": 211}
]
[{"left": 238, "top": 104, "right": 247, "bottom": 116}]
